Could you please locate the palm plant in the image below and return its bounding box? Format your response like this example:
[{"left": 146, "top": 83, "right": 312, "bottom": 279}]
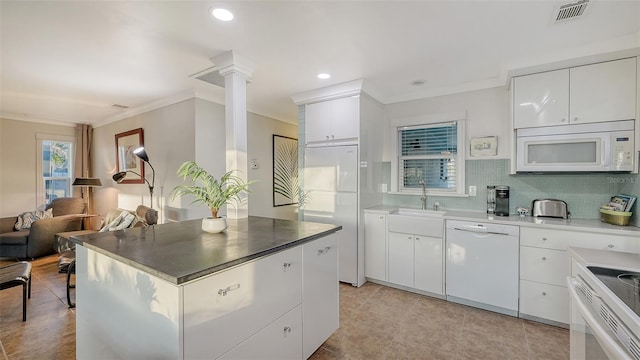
[{"left": 170, "top": 161, "right": 253, "bottom": 219}]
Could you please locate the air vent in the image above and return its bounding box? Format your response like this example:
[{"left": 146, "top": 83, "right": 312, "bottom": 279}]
[
  {"left": 630, "top": 338, "right": 640, "bottom": 360},
  {"left": 552, "top": 0, "right": 591, "bottom": 23},
  {"left": 111, "top": 104, "right": 129, "bottom": 110}
]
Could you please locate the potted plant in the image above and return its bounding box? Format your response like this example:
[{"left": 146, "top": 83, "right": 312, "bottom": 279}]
[{"left": 170, "top": 161, "right": 253, "bottom": 233}]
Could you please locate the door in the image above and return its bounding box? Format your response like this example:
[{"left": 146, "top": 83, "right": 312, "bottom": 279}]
[
  {"left": 513, "top": 69, "right": 569, "bottom": 128},
  {"left": 570, "top": 58, "right": 637, "bottom": 125},
  {"left": 414, "top": 235, "right": 443, "bottom": 295},
  {"left": 304, "top": 146, "right": 358, "bottom": 193},
  {"left": 364, "top": 213, "right": 387, "bottom": 281},
  {"left": 388, "top": 232, "right": 414, "bottom": 288}
]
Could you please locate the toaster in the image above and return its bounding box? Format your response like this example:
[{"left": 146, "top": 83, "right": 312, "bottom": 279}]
[{"left": 532, "top": 199, "right": 570, "bottom": 219}]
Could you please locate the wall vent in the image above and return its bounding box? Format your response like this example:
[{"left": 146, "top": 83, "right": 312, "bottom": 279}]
[
  {"left": 552, "top": 0, "right": 591, "bottom": 23},
  {"left": 111, "top": 104, "right": 129, "bottom": 109}
]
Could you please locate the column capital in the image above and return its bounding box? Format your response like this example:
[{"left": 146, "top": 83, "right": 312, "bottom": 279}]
[{"left": 211, "top": 50, "right": 255, "bottom": 78}]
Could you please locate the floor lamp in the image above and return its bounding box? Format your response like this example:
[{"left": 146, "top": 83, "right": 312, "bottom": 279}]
[
  {"left": 72, "top": 177, "right": 102, "bottom": 229},
  {"left": 112, "top": 146, "right": 158, "bottom": 225}
]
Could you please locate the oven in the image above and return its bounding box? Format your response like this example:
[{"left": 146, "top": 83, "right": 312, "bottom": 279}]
[{"left": 567, "top": 262, "right": 640, "bottom": 360}]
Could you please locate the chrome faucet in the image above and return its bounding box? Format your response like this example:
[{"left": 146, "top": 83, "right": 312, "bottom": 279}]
[{"left": 418, "top": 179, "right": 427, "bottom": 210}]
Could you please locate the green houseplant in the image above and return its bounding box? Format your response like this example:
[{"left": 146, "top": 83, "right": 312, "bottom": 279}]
[{"left": 170, "top": 161, "right": 253, "bottom": 233}]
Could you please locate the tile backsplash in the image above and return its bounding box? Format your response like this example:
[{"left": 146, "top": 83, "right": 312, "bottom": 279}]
[{"left": 382, "top": 159, "right": 639, "bottom": 226}]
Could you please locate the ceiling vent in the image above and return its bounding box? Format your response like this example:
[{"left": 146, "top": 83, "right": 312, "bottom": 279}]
[
  {"left": 190, "top": 65, "right": 226, "bottom": 88},
  {"left": 552, "top": 0, "right": 591, "bottom": 23}
]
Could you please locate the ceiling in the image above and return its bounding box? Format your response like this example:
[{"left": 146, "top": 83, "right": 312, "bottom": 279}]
[{"left": 1, "top": 1, "right": 639, "bottom": 127}]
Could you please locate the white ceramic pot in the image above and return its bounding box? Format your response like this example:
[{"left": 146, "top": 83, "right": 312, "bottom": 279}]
[{"left": 202, "top": 217, "right": 228, "bottom": 233}]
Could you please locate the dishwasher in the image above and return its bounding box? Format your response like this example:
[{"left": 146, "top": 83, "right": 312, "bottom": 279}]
[{"left": 445, "top": 220, "right": 520, "bottom": 316}]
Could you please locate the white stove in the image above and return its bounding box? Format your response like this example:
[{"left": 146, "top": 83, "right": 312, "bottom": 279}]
[{"left": 568, "top": 248, "right": 640, "bottom": 360}]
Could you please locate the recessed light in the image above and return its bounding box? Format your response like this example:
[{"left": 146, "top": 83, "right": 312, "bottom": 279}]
[
  {"left": 317, "top": 73, "right": 331, "bottom": 80},
  {"left": 211, "top": 8, "right": 233, "bottom": 21}
]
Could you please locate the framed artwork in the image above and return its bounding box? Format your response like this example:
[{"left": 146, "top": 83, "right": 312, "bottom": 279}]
[
  {"left": 470, "top": 136, "right": 498, "bottom": 157},
  {"left": 273, "top": 135, "right": 299, "bottom": 207},
  {"left": 115, "top": 128, "right": 145, "bottom": 184}
]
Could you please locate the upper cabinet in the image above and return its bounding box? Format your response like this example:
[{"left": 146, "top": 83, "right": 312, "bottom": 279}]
[
  {"left": 513, "top": 57, "right": 637, "bottom": 129},
  {"left": 305, "top": 96, "right": 360, "bottom": 144}
]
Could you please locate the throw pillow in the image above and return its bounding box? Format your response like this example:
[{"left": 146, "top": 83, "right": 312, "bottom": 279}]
[
  {"left": 99, "top": 210, "right": 137, "bottom": 232},
  {"left": 14, "top": 208, "right": 54, "bottom": 230}
]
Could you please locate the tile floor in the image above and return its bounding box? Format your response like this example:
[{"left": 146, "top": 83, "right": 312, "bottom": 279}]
[{"left": 0, "top": 255, "right": 569, "bottom": 360}]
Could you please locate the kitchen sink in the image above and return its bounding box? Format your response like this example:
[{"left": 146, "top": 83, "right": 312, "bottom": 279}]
[{"left": 393, "top": 208, "right": 446, "bottom": 218}]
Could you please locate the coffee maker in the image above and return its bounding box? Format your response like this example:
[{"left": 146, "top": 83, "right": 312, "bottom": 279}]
[{"left": 495, "top": 185, "right": 510, "bottom": 216}]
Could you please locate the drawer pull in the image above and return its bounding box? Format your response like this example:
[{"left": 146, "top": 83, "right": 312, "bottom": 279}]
[
  {"left": 607, "top": 244, "right": 614, "bottom": 249},
  {"left": 218, "top": 283, "right": 241, "bottom": 296},
  {"left": 283, "top": 262, "right": 292, "bottom": 269},
  {"left": 542, "top": 292, "right": 547, "bottom": 296},
  {"left": 542, "top": 237, "right": 548, "bottom": 241},
  {"left": 318, "top": 246, "right": 332, "bottom": 255},
  {"left": 284, "top": 326, "right": 292, "bottom": 334},
  {"left": 541, "top": 257, "right": 546, "bottom": 261}
]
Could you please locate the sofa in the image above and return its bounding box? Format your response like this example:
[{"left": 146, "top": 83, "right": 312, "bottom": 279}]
[{"left": 0, "top": 198, "right": 86, "bottom": 259}]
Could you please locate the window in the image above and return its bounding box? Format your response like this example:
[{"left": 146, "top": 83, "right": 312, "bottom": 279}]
[
  {"left": 37, "top": 134, "right": 74, "bottom": 206},
  {"left": 392, "top": 118, "right": 465, "bottom": 195}
]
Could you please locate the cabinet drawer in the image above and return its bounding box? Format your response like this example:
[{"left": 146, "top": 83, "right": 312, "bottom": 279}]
[
  {"left": 184, "top": 247, "right": 302, "bottom": 359},
  {"left": 388, "top": 215, "right": 443, "bottom": 237},
  {"left": 218, "top": 305, "right": 302, "bottom": 360},
  {"left": 520, "top": 247, "right": 569, "bottom": 286},
  {"left": 520, "top": 227, "right": 635, "bottom": 252},
  {"left": 519, "top": 280, "right": 569, "bottom": 325}
]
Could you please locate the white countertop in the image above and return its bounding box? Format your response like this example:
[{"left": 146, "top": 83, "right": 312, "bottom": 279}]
[
  {"left": 364, "top": 206, "right": 640, "bottom": 236},
  {"left": 568, "top": 246, "right": 640, "bottom": 273}
]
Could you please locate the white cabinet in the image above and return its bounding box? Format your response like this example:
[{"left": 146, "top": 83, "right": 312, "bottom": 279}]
[
  {"left": 305, "top": 96, "right": 359, "bottom": 144},
  {"left": 514, "top": 57, "right": 637, "bottom": 128},
  {"left": 570, "top": 57, "right": 637, "bottom": 125},
  {"left": 414, "top": 235, "right": 444, "bottom": 294},
  {"left": 385, "top": 214, "right": 444, "bottom": 295},
  {"left": 302, "top": 234, "right": 338, "bottom": 359},
  {"left": 219, "top": 306, "right": 302, "bottom": 360},
  {"left": 519, "top": 226, "right": 640, "bottom": 326},
  {"left": 514, "top": 69, "right": 569, "bottom": 128},
  {"left": 364, "top": 213, "right": 387, "bottom": 281},
  {"left": 388, "top": 232, "right": 414, "bottom": 288},
  {"left": 184, "top": 246, "right": 303, "bottom": 359}
]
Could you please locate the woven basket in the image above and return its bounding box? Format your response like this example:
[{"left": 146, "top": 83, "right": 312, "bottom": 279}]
[{"left": 599, "top": 209, "right": 632, "bottom": 226}]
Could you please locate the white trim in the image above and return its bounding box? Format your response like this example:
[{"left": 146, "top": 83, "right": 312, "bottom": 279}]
[
  {"left": 36, "top": 133, "right": 76, "bottom": 209},
  {"left": 390, "top": 114, "right": 466, "bottom": 196},
  {"left": 291, "top": 79, "right": 364, "bottom": 105}
]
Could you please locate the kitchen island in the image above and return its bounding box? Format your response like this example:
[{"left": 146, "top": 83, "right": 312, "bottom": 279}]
[{"left": 70, "top": 217, "right": 341, "bottom": 360}]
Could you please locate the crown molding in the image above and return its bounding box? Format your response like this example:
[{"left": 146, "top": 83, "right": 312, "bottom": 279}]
[{"left": 0, "top": 112, "right": 77, "bottom": 127}]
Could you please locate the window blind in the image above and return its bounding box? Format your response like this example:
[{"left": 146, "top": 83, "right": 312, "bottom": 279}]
[{"left": 398, "top": 122, "right": 457, "bottom": 190}]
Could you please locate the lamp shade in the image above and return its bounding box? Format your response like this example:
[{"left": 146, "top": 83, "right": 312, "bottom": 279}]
[
  {"left": 133, "top": 146, "right": 149, "bottom": 162},
  {"left": 112, "top": 172, "right": 127, "bottom": 183},
  {"left": 72, "top": 177, "right": 102, "bottom": 187}
]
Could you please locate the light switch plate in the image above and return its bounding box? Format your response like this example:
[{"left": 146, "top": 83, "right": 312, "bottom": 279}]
[{"left": 469, "top": 186, "right": 477, "bottom": 196}]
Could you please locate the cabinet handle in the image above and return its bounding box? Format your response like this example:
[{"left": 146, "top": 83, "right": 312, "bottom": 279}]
[
  {"left": 560, "top": 118, "right": 566, "bottom": 123},
  {"left": 218, "top": 283, "right": 241, "bottom": 296},
  {"left": 542, "top": 292, "right": 547, "bottom": 296},
  {"left": 379, "top": 216, "right": 384, "bottom": 220},
  {"left": 573, "top": 117, "right": 578, "bottom": 122},
  {"left": 318, "top": 246, "right": 332, "bottom": 255},
  {"left": 326, "top": 135, "right": 330, "bottom": 140},
  {"left": 415, "top": 237, "right": 421, "bottom": 240},
  {"left": 541, "top": 257, "right": 546, "bottom": 261},
  {"left": 283, "top": 262, "right": 292, "bottom": 269},
  {"left": 541, "top": 237, "right": 547, "bottom": 241},
  {"left": 331, "top": 135, "right": 335, "bottom": 140},
  {"left": 607, "top": 244, "right": 614, "bottom": 249},
  {"left": 284, "top": 326, "right": 292, "bottom": 334}
]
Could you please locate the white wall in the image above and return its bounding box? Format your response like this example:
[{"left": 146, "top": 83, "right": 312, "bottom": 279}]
[
  {"left": 92, "top": 97, "right": 299, "bottom": 224},
  {"left": 382, "top": 87, "right": 510, "bottom": 161},
  {"left": 0, "top": 118, "right": 75, "bottom": 217},
  {"left": 93, "top": 99, "right": 199, "bottom": 224},
  {"left": 247, "top": 112, "right": 299, "bottom": 220}
]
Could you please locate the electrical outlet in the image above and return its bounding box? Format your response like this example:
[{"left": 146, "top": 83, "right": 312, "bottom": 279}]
[{"left": 469, "top": 186, "right": 477, "bottom": 196}]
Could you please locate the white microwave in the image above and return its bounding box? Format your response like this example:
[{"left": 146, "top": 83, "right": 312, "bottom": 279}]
[{"left": 516, "top": 120, "right": 635, "bottom": 173}]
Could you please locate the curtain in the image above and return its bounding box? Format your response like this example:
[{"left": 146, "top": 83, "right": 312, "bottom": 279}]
[{"left": 74, "top": 124, "right": 93, "bottom": 211}]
